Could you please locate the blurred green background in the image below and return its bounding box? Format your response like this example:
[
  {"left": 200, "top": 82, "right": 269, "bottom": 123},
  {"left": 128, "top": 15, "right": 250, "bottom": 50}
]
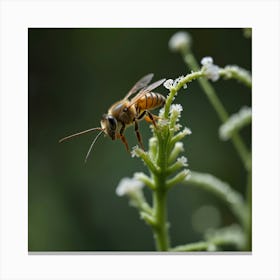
[{"left": 28, "top": 28, "right": 251, "bottom": 251}]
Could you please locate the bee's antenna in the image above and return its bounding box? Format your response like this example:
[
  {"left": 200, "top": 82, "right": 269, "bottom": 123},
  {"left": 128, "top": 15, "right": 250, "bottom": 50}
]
[
  {"left": 84, "top": 130, "right": 104, "bottom": 163},
  {"left": 59, "top": 127, "right": 103, "bottom": 143}
]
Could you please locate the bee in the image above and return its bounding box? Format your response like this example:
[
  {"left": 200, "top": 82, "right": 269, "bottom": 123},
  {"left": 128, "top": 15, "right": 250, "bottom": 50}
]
[{"left": 59, "top": 73, "right": 166, "bottom": 162}]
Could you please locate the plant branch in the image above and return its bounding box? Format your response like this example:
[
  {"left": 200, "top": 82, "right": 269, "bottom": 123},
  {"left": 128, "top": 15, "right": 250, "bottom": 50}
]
[
  {"left": 182, "top": 52, "right": 251, "bottom": 171},
  {"left": 171, "top": 224, "right": 245, "bottom": 251},
  {"left": 184, "top": 171, "right": 246, "bottom": 225},
  {"left": 219, "top": 66, "right": 252, "bottom": 88}
]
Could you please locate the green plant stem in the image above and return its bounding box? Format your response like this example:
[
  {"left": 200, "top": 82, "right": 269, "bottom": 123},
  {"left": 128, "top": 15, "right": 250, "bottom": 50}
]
[
  {"left": 153, "top": 188, "right": 169, "bottom": 251},
  {"left": 219, "top": 107, "right": 252, "bottom": 141},
  {"left": 219, "top": 67, "right": 252, "bottom": 88},
  {"left": 134, "top": 142, "right": 171, "bottom": 251},
  {"left": 171, "top": 241, "right": 210, "bottom": 252},
  {"left": 185, "top": 53, "right": 228, "bottom": 121},
  {"left": 171, "top": 238, "right": 232, "bottom": 252},
  {"left": 163, "top": 71, "right": 203, "bottom": 119},
  {"left": 244, "top": 171, "right": 252, "bottom": 250},
  {"left": 183, "top": 52, "right": 251, "bottom": 171},
  {"left": 152, "top": 131, "right": 170, "bottom": 251},
  {"left": 171, "top": 224, "right": 245, "bottom": 251}
]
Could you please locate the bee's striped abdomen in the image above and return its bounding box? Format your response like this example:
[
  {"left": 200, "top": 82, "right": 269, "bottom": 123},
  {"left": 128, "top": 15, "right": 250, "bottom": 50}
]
[{"left": 137, "top": 92, "right": 165, "bottom": 111}]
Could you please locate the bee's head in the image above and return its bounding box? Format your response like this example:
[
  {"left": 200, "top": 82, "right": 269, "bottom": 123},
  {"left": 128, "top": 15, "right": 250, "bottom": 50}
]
[{"left": 100, "top": 114, "right": 117, "bottom": 140}]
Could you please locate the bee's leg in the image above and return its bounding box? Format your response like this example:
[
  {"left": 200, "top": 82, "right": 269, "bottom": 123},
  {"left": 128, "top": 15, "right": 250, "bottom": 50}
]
[
  {"left": 134, "top": 120, "right": 144, "bottom": 150},
  {"left": 119, "top": 123, "right": 130, "bottom": 153},
  {"left": 120, "top": 135, "right": 129, "bottom": 153},
  {"left": 137, "top": 111, "right": 146, "bottom": 120},
  {"left": 144, "top": 111, "right": 159, "bottom": 127}
]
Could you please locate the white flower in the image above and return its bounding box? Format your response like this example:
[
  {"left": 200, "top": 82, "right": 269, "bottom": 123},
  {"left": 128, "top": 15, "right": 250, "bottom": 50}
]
[
  {"left": 201, "top": 56, "right": 213, "bottom": 66},
  {"left": 158, "top": 118, "right": 169, "bottom": 127},
  {"left": 201, "top": 56, "right": 220, "bottom": 82},
  {"left": 174, "top": 142, "right": 184, "bottom": 152},
  {"left": 131, "top": 145, "right": 140, "bottom": 158},
  {"left": 116, "top": 177, "right": 144, "bottom": 197},
  {"left": 183, "top": 127, "right": 192, "bottom": 135},
  {"left": 174, "top": 123, "right": 182, "bottom": 131},
  {"left": 170, "top": 104, "right": 183, "bottom": 114},
  {"left": 205, "top": 64, "right": 220, "bottom": 82},
  {"left": 224, "top": 65, "right": 240, "bottom": 78},
  {"left": 163, "top": 79, "right": 174, "bottom": 90},
  {"left": 158, "top": 107, "right": 165, "bottom": 118},
  {"left": 163, "top": 76, "right": 187, "bottom": 90},
  {"left": 170, "top": 104, "right": 183, "bottom": 124},
  {"left": 223, "top": 65, "right": 251, "bottom": 83},
  {"left": 168, "top": 31, "right": 192, "bottom": 52},
  {"left": 177, "top": 156, "right": 188, "bottom": 167}
]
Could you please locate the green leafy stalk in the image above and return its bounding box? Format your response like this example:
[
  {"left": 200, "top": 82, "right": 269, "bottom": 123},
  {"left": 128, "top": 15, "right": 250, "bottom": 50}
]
[
  {"left": 131, "top": 105, "right": 191, "bottom": 250},
  {"left": 163, "top": 71, "right": 203, "bottom": 119},
  {"left": 219, "top": 107, "right": 252, "bottom": 141},
  {"left": 219, "top": 66, "right": 252, "bottom": 88},
  {"left": 184, "top": 171, "right": 246, "bottom": 225},
  {"left": 171, "top": 224, "right": 245, "bottom": 251},
  {"left": 153, "top": 185, "right": 169, "bottom": 251},
  {"left": 244, "top": 171, "right": 252, "bottom": 251},
  {"left": 118, "top": 89, "right": 192, "bottom": 251},
  {"left": 182, "top": 51, "right": 251, "bottom": 171}
]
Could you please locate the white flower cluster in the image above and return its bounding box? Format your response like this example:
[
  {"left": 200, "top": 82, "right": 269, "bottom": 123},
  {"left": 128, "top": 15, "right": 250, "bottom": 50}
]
[
  {"left": 177, "top": 156, "right": 188, "bottom": 167},
  {"left": 170, "top": 104, "right": 183, "bottom": 115},
  {"left": 201, "top": 56, "right": 214, "bottom": 65},
  {"left": 169, "top": 104, "right": 183, "bottom": 130},
  {"left": 131, "top": 145, "right": 141, "bottom": 158},
  {"left": 168, "top": 31, "right": 192, "bottom": 52},
  {"left": 223, "top": 65, "right": 251, "bottom": 81},
  {"left": 163, "top": 79, "right": 174, "bottom": 90},
  {"left": 174, "top": 123, "right": 182, "bottom": 132},
  {"left": 182, "top": 127, "right": 192, "bottom": 135},
  {"left": 174, "top": 142, "right": 184, "bottom": 153},
  {"left": 163, "top": 76, "right": 188, "bottom": 90},
  {"left": 219, "top": 106, "right": 252, "bottom": 141},
  {"left": 201, "top": 56, "right": 220, "bottom": 82},
  {"left": 116, "top": 177, "right": 144, "bottom": 197}
]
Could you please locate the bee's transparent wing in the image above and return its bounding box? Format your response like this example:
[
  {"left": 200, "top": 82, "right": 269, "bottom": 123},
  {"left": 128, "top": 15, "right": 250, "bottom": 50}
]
[
  {"left": 128, "top": 78, "right": 166, "bottom": 107},
  {"left": 142, "top": 78, "right": 166, "bottom": 93},
  {"left": 124, "top": 73, "right": 154, "bottom": 100}
]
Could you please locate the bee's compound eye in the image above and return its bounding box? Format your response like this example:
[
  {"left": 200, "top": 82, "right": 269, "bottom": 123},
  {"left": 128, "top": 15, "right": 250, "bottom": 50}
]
[{"left": 108, "top": 116, "right": 117, "bottom": 130}]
